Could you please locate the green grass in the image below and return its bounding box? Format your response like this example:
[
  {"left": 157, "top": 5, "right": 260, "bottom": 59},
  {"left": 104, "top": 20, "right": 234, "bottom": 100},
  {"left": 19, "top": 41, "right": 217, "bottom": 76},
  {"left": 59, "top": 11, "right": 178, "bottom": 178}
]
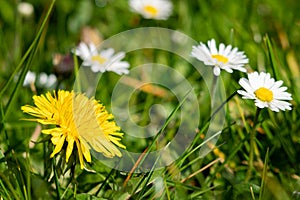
[{"left": 0, "top": 0, "right": 300, "bottom": 199}]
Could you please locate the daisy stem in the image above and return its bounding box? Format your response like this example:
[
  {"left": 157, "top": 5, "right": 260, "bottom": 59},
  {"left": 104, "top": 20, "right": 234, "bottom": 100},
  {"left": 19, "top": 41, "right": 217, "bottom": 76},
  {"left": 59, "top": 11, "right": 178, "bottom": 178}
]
[
  {"left": 211, "top": 75, "right": 218, "bottom": 98},
  {"left": 245, "top": 107, "right": 261, "bottom": 182}
]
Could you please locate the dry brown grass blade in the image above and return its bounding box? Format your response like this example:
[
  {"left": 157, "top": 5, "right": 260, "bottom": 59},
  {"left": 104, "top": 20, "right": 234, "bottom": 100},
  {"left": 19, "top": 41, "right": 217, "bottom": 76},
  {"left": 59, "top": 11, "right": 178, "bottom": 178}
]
[
  {"left": 80, "top": 26, "right": 103, "bottom": 46},
  {"left": 123, "top": 147, "right": 148, "bottom": 187},
  {"left": 180, "top": 158, "right": 221, "bottom": 183},
  {"left": 120, "top": 76, "right": 171, "bottom": 98},
  {"left": 275, "top": 23, "right": 290, "bottom": 50},
  {"left": 29, "top": 124, "right": 42, "bottom": 148},
  {"left": 287, "top": 50, "right": 300, "bottom": 78}
]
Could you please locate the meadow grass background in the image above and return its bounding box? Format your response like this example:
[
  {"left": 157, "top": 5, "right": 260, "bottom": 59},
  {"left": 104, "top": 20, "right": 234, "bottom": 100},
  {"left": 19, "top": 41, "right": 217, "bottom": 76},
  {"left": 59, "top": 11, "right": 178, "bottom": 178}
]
[{"left": 0, "top": 0, "right": 300, "bottom": 199}]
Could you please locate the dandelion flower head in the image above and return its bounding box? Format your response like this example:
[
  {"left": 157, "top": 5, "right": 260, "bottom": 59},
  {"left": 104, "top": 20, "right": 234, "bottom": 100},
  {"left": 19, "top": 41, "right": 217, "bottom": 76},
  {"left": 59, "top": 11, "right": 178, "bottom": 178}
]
[{"left": 21, "top": 90, "right": 126, "bottom": 169}]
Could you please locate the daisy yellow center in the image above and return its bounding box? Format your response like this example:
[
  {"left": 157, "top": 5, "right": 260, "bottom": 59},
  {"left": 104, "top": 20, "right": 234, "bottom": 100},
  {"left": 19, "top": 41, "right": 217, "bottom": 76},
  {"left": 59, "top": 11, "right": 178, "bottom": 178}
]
[
  {"left": 91, "top": 55, "right": 107, "bottom": 64},
  {"left": 144, "top": 5, "right": 158, "bottom": 17},
  {"left": 212, "top": 54, "right": 229, "bottom": 64},
  {"left": 254, "top": 87, "right": 273, "bottom": 102}
]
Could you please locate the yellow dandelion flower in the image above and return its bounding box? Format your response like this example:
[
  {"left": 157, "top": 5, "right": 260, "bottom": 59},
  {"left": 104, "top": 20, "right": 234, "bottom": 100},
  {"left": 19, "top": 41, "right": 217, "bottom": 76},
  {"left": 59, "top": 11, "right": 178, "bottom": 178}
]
[{"left": 21, "top": 90, "right": 125, "bottom": 169}]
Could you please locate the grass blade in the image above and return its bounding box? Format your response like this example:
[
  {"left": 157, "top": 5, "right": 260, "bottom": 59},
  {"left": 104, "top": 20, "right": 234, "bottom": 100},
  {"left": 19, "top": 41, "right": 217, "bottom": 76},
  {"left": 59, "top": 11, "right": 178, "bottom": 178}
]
[
  {"left": 0, "top": 0, "right": 56, "bottom": 134},
  {"left": 265, "top": 35, "right": 279, "bottom": 79},
  {"left": 258, "top": 148, "right": 269, "bottom": 200}
]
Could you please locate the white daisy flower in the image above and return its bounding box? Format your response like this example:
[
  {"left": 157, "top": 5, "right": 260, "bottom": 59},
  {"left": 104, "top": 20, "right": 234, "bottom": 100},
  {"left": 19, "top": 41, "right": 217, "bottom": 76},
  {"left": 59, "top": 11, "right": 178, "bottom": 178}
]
[
  {"left": 18, "top": 2, "right": 34, "bottom": 17},
  {"left": 74, "top": 42, "right": 130, "bottom": 75},
  {"left": 191, "top": 39, "right": 249, "bottom": 76},
  {"left": 23, "top": 71, "right": 36, "bottom": 86},
  {"left": 22, "top": 71, "right": 57, "bottom": 89},
  {"left": 237, "top": 71, "right": 293, "bottom": 112},
  {"left": 129, "top": 0, "right": 173, "bottom": 20},
  {"left": 37, "top": 72, "right": 57, "bottom": 88}
]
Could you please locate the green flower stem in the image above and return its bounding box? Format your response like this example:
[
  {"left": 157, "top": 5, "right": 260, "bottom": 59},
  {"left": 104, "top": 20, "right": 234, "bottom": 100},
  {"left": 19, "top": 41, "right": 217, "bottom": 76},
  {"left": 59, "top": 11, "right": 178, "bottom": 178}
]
[
  {"left": 245, "top": 107, "right": 261, "bottom": 182},
  {"left": 211, "top": 74, "right": 218, "bottom": 99},
  {"left": 52, "top": 158, "right": 61, "bottom": 199}
]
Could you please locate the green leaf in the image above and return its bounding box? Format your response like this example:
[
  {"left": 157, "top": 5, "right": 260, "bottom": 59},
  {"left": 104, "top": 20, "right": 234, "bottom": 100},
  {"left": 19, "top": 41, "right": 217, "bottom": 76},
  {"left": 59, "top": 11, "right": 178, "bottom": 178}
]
[{"left": 31, "top": 175, "right": 51, "bottom": 199}]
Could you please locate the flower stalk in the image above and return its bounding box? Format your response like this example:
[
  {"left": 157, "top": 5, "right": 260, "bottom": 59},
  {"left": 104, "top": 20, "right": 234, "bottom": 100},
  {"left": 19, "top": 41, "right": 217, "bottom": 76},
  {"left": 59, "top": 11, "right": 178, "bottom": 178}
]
[{"left": 245, "top": 107, "right": 261, "bottom": 182}]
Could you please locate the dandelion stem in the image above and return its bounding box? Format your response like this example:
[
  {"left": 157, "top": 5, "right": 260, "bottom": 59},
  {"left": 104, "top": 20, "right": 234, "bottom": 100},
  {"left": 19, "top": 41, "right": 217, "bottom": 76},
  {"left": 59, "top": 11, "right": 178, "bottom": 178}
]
[
  {"left": 245, "top": 107, "right": 261, "bottom": 182},
  {"left": 52, "top": 158, "right": 61, "bottom": 199}
]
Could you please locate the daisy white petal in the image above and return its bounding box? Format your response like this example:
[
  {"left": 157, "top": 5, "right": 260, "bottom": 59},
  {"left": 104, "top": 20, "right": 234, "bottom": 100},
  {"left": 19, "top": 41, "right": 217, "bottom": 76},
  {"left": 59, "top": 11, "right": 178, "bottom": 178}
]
[
  {"left": 213, "top": 67, "right": 221, "bottom": 76},
  {"left": 237, "top": 90, "right": 255, "bottom": 99},
  {"left": 219, "top": 43, "right": 226, "bottom": 55},
  {"left": 272, "top": 100, "right": 292, "bottom": 111},
  {"left": 74, "top": 42, "right": 90, "bottom": 59},
  {"left": 23, "top": 71, "right": 36, "bottom": 86},
  {"left": 238, "top": 78, "right": 253, "bottom": 93},
  {"left": 101, "top": 48, "right": 115, "bottom": 58},
  {"left": 222, "top": 66, "right": 234, "bottom": 73},
  {"left": 129, "top": 0, "right": 173, "bottom": 20},
  {"left": 270, "top": 81, "right": 284, "bottom": 91},
  {"left": 18, "top": 2, "right": 34, "bottom": 17},
  {"left": 238, "top": 71, "right": 293, "bottom": 112},
  {"left": 74, "top": 42, "right": 130, "bottom": 75},
  {"left": 224, "top": 45, "right": 233, "bottom": 55},
  {"left": 254, "top": 101, "right": 267, "bottom": 109},
  {"left": 208, "top": 39, "right": 218, "bottom": 54},
  {"left": 191, "top": 39, "right": 248, "bottom": 76},
  {"left": 273, "top": 92, "right": 293, "bottom": 100},
  {"left": 36, "top": 73, "right": 57, "bottom": 89}
]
